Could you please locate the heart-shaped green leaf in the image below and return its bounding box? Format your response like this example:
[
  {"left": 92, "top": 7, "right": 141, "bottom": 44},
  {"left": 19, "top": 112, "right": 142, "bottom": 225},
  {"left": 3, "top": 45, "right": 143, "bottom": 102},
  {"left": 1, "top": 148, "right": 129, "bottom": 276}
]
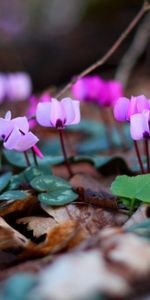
[
  {"left": 38, "top": 189, "right": 78, "bottom": 206},
  {"left": 0, "top": 190, "right": 29, "bottom": 201},
  {"left": 30, "top": 175, "right": 71, "bottom": 192},
  {"left": 111, "top": 174, "right": 150, "bottom": 203},
  {"left": 0, "top": 172, "right": 12, "bottom": 192},
  {"left": 8, "top": 172, "right": 27, "bottom": 190}
]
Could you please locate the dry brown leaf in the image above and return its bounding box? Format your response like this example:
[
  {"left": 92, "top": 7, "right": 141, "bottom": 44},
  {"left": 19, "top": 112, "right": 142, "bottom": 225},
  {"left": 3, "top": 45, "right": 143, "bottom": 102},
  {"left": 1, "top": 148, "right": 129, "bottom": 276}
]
[
  {"left": 22, "top": 220, "right": 87, "bottom": 258},
  {"left": 0, "top": 217, "right": 28, "bottom": 251},
  {"left": 17, "top": 216, "right": 57, "bottom": 238},
  {"left": 43, "top": 203, "right": 128, "bottom": 233},
  {"left": 0, "top": 195, "right": 38, "bottom": 217},
  {"left": 53, "top": 162, "right": 100, "bottom": 180}
]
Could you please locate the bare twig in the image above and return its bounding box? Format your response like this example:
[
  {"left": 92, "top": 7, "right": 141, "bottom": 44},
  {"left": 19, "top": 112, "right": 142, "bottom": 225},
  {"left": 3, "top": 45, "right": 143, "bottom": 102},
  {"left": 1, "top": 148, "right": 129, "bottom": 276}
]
[
  {"left": 56, "top": 1, "right": 150, "bottom": 99},
  {"left": 115, "top": 12, "right": 150, "bottom": 87}
]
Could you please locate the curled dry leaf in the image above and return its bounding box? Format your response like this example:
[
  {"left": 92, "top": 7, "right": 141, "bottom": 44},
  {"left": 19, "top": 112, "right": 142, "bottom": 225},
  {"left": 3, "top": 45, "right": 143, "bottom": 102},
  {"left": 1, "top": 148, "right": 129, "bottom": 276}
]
[
  {"left": 21, "top": 220, "right": 87, "bottom": 258},
  {"left": 0, "top": 217, "right": 28, "bottom": 251},
  {"left": 29, "top": 251, "right": 129, "bottom": 300},
  {"left": 123, "top": 204, "right": 150, "bottom": 229},
  {"left": 17, "top": 216, "right": 57, "bottom": 238}
]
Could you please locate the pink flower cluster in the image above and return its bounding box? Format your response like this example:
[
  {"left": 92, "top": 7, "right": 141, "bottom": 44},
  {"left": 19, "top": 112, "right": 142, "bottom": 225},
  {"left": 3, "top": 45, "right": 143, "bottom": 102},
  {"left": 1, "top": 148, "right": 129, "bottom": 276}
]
[
  {"left": 114, "top": 95, "right": 150, "bottom": 140},
  {"left": 72, "top": 75, "right": 123, "bottom": 107},
  {"left": 0, "top": 72, "right": 32, "bottom": 103}
]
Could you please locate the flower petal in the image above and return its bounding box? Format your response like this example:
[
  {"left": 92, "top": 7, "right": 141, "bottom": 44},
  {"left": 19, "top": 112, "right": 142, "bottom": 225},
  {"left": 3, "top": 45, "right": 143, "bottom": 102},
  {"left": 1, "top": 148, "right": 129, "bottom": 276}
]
[
  {"left": 36, "top": 102, "right": 51, "bottom": 127},
  {"left": 70, "top": 100, "right": 81, "bottom": 125},
  {"left": 130, "top": 111, "right": 150, "bottom": 140},
  {"left": 136, "top": 95, "right": 150, "bottom": 112},
  {"left": 4, "top": 127, "right": 21, "bottom": 150},
  {"left": 49, "top": 98, "right": 65, "bottom": 127},
  {"left": 61, "top": 98, "right": 75, "bottom": 125},
  {"left": 113, "top": 97, "right": 129, "bottom": 122},
  {"left": 14, "top": 132, "right": 39, "bottom": 151},
  {"left": 12, "top": 117, "right": 29, "bottom": 134}
]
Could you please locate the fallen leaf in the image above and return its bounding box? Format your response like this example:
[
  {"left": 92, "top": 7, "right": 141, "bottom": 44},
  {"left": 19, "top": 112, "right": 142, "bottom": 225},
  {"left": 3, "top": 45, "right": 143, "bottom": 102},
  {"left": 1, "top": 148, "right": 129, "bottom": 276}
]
[
  {"left": 0, "top": 217, "right": 28, "bottom": 251},
  {"left": 17, "top": 216, "right": 57, "bottom": 238}
]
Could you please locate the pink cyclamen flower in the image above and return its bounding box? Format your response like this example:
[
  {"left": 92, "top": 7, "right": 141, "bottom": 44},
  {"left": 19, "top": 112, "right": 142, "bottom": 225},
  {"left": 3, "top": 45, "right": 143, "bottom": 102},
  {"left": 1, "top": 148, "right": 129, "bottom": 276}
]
[
  {"left": 114, "top": 95, "right": 150, "bottom": 122},
  {"left": 36, "top": 97, "right": 80, "bottom": 129},
  {"left": 6, "top": 72, "right": 32, "bottom": 101},
  {"left": 0, "top": 111, "right": 40, "bottom": 152},
  {"left": 130, "top": 110, "right": 150, "bottom": 140}
]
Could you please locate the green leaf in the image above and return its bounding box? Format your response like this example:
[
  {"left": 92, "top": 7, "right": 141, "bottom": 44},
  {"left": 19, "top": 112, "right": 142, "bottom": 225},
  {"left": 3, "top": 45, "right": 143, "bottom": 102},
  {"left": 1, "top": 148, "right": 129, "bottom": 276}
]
[
  {"left": 0, "top": 172, "right": 12, "bottom": 192},
  {"left": 0, "top": 190, "right": 29, "bottom": 201},
  {"left": 128, "top": 219, "right": 150, "bottom": 239},
  {"left": 30, "top": 175, "right": 71, "bottom": 192},
  {"left": 38, "top": 188, "right": 78, "bottom": 206},
  {"left": 111, "top": 174, "right": 150, "bottom": 203},
  {"left": 8, "top": 172, "right": 27, "bottom": 190}
]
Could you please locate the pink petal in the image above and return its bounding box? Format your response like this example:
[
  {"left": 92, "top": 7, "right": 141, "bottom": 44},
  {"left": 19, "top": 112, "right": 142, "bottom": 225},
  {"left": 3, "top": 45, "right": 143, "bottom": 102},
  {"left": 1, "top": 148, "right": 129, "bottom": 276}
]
[
  {"left": 0, "top": 119, "right": 14, "bottom": 140},
  {"left": 113, "top": 97, "right": 129, "bottom": 121},
  {"left": 12, "top": 116, "right": 29, "bottom": 134},
  {"left": 61, "top": 98, "right": 75, "bottom": 125},
  {"left": 127, "top": 96, "right": 138, "bottom": 119},
  {"left": 70, "top": 100, "right": 80, "bottom": 125},
  {"left": 5, "top": 111, "right": 11, "bottom": 120},
  {"left": 72, "top": 79, "right": 87, "bottom": 100},
  {"left": 32, "top": 145, "right": 44, "bottom": 159},
  {"left": 49, "top": 98, "right": 65, "bottom": 127},
  {"left": 14, "top": 132, "right": 39, "bottom": 151},
  {"left": 36, "top": 102, "right": 51, "bottom": 127},
  {"left": 136, "top": 95, "right": 150, "bottom": 112},
  {"left": 130, "top": 111, "right": 150, "bottom": 140},
  {"left": 107, "top": 80, "right": 123, "bottom": 106},
  {"left": 4, "top": 127, "right": 21, "bottom": 150}
]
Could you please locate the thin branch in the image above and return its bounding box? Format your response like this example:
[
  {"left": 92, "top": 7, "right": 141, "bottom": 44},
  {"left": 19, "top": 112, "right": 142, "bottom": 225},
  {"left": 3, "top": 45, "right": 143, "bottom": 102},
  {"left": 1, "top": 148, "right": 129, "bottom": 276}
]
[
  {"left": 56, "top": 1, "right": 150, "bottom": 99},
  {"left": 115, "top": 12, "right": 150, "bottom": 87}
]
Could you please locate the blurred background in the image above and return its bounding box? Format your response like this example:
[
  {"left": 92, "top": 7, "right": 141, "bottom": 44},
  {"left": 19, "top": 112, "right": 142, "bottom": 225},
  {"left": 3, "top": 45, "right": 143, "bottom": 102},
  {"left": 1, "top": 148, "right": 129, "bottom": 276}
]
[{"left": 0, "top": 0, "right": 149, "bottom": 93}]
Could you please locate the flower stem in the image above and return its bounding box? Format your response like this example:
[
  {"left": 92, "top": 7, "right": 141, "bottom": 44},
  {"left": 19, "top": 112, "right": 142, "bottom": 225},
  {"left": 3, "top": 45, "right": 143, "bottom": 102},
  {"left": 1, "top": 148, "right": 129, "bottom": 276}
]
[
  {"left": 32, "top": 147, "right": 38, "bottom": 166},
  {"left": 129, "top": 198, "right": 135, "bottom": 216},
  {"left": 133, "top": 140, "right": 145, "bottom": 174},
  {"left": 58, "top": 129, "right": 73, "bottom": 177},
  {"left": 24, "top": 151, "right": 30, "bottom": 167},
  {"left": 144, "top": 139, "right": 150, "bottom": 173}
]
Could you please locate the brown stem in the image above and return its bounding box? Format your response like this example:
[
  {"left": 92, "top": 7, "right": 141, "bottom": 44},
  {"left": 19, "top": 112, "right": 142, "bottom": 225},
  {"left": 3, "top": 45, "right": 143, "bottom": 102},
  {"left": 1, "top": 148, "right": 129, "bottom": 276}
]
[
  {"left": 32, "top": 147, "right": 38, "bottom": 166},
  {"left": 144, "top": 139, "right": 150, "bottom": 173},
  {"left": 58, "top": 129, "right": 73, "bottom": 177},
  {"left": 24, "top": 151, "right": 31, "bottom": 167},
  {"left": 133, "top": 140, "right": 145, "bottom": 174},
  {"left": 56, "top": 2, "right": 150, "bottom": 99}
]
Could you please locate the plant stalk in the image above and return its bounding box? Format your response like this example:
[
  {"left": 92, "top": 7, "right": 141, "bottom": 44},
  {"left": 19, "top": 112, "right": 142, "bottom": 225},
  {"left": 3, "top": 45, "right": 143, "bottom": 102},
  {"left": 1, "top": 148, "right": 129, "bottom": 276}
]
[
  {"left": 133, "top": 140, "right": 145, "bottom": 174},
  {"left": 144, "top": 139, "right": 150, "bottom": 173},
  {"left": 24, "top": 151, "right": 31, "bottom": 167},
  {"left": 58, "top": 129, "right": 73, "bottom": 177},
  {"left": 32, "top": 147, "right": 38, "bottom": 166}
]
